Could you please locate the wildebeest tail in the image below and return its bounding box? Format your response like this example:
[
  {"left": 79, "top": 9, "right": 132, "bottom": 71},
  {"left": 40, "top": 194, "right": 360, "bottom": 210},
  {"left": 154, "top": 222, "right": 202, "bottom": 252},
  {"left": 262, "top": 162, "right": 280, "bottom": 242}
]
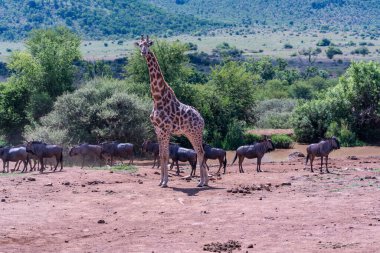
[
  {"left": 223, "top": 154, "right": 227, "bottom": 174},
  {"left": 60, "top": 150, "right": 63, "bottom": 171},
  {"left": 305, "top": 153, "right": 309, "bottom": 165},
  {"left": 231, "top": 152, "right": 237, "bottom": 165}
]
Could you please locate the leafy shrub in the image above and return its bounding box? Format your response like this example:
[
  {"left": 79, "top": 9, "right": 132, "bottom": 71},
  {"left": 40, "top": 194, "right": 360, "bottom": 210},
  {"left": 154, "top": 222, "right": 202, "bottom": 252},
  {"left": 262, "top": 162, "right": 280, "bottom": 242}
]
[
  {"left": 326, "top": 122, "right": 365, "bottom": 147},
  {"left": 317, "top": 38, "right": 331, "bottom": 46},
  {"left": 326, "top": 46, "right": 343, "bottom": 59},
  {"left": 290, "top": 81, "right": 313, "bottom": 99},
  {"left": 24, "top": 78, "right": 154, "bottom": 146},
  {"left": 222, "top": 120, "right": 245, "bottom": 150},
  {"left": 243, "top": 133, "right": 262, "bottom": 144},
  {"left": 351, "top": 47, "right": 369, "bottom": 55},
  {"left": 253, "top": 99, "right": 296, "bottom": 129},
  {"left": 292, "top": 99, "right": 332, "bottom": 143},
  {"left": 271, "top": 134, "right": 294, "bottom": 149},
  {"left": 284, "top": 43, "right": 293, "bottom": 49}
]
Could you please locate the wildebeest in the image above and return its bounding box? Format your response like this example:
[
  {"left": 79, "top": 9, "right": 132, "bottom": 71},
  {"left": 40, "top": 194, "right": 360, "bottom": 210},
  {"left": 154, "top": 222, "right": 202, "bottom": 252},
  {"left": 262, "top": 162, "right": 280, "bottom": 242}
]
[
  {"left": 100, "top": 141, "right": 134, "bottom": 166},
  {"left": 231, "top": 139, "right": 275, "bottom": 173},
  {"left": 169, "top": 144, "right": 197, "bottom": 176},
  {"left": 305, "top": 136, "right": 340, "bottom": 173},
  {"left": 69, "top": 143, "right": 104, "bottom": 168},
  {"left": 0, "top": 146, "right": 30, "bottom": 173},
  {"left": 25, "top": 141, "right": 63, "bottom": 173},
  {"left": 141, "top": 140, "right": 159, "bottom": 168},
  {"left": 203, "top": 143, "right": 227, "bottom": 174}
]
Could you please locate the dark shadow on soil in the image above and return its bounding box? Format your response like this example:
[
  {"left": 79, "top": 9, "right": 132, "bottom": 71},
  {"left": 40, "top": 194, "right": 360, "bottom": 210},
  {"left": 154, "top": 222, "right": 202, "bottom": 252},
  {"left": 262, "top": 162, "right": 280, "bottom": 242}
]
[{"left": 171, "top": 186, "right": 225, "bottom": 197}]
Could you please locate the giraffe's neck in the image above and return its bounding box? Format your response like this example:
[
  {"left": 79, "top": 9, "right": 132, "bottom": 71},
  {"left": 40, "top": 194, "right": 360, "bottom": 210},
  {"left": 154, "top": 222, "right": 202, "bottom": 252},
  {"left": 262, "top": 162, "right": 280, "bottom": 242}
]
[{"left": 145, "top": 52, "right": 177, "bottom": 106}]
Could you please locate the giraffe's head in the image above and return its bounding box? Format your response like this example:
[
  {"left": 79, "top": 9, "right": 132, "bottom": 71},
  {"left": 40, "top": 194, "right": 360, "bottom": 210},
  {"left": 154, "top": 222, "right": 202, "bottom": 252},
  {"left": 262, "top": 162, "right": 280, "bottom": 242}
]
[{"left": 134, "top": 35, "right": 154, "bottom": 56}]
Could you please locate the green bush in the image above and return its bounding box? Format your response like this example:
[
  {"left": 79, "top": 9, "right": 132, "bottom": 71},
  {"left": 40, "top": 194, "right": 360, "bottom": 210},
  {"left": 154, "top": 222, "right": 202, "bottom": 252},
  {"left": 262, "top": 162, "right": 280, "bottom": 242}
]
[
  {"left": 351, "top": 47, "right": 370, "bottom": 55},
  {"left": 253, "top": 99, "right": 296, "bottom": 129},
  {"left": 222, "top": 120, "right": 245, "bottom": 150},
  {"left": 243, "top": 133, "right": 262, "bottom": 144},
  {"left": 292, "top": 99, "right": 332, "bottom": 143},
  {"left": 24, "top": 78, "right": 154, "bottom": 146},
  {"left": 317, "top": 38, "right": 331, "bottom": 46},
  {"left": 290, "top": 81, "right": 313, "bottom": 99},
  {"left": 326, "top": 122, "right": 365, "bottom": 147},
  {"left": 271, "top": 134, "right": 294, "bottom": 149}
]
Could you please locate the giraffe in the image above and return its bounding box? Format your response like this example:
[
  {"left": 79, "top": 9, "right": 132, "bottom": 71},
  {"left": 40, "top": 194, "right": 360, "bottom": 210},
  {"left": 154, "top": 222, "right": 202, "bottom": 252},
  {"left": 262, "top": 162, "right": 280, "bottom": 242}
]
[{"left": 135, "top": 35, "right": 208, "bottom": 187}]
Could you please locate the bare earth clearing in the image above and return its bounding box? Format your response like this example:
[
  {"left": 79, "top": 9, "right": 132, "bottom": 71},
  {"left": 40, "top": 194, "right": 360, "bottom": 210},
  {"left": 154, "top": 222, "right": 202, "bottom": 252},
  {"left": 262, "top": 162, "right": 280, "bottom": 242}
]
[{"left": 0, "top": 154, "right": 379, "bottom": 252}]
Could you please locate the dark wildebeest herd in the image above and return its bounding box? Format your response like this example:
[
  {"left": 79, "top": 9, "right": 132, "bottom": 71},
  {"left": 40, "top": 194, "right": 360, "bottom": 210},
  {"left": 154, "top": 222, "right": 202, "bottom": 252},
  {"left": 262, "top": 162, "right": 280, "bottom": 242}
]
[{"left": 0, "top": 137, "right": 341, "bottom": 175}]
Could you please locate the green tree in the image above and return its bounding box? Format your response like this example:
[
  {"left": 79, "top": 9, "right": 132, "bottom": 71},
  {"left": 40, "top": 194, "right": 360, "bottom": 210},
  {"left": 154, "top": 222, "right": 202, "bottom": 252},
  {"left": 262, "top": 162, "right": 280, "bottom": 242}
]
[
  {"left": 327, "top": 61, "right": 380, "bottom": 140},
  {"left": 126, "top": 39, "right": 193, "bottom": 85},
  {"left": 209, "top": 61, "right": 256, "bottom": 122},
  {"left": 26, "top": 26, "right": 81, "bottom": 98},
  {"left": 326, "top": 46, "right": 343, "bottom": 59},
  {"left": 0, "top": 52, "right": 43, "bottom": 142}
]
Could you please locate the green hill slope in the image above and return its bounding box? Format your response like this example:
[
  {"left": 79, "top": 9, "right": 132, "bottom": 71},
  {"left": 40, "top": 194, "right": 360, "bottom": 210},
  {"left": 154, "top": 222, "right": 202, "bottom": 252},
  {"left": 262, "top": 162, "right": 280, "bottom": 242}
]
[
  {"left": 0, "top": 0, "right": 378, "bottom": 41},
  {"left": 0, "top": 0, "right": 222, "bottom": 41},
  {"left": 148, "top": 0, "right": 379, "bottom": 29}
]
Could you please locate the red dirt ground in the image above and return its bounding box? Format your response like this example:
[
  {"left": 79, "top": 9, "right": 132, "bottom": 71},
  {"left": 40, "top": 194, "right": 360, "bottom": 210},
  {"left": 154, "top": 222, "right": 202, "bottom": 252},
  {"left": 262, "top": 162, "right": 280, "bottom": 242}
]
[{"left": 0, "top": 156, "right": 379, "bottom": 253}]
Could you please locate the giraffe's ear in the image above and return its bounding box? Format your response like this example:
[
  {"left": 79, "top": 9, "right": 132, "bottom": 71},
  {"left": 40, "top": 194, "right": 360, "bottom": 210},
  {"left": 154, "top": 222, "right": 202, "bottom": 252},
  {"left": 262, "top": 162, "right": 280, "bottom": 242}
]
[
  {"left": 134, "top": 41, "right": 140, "bottom": 47},
  {"left": 148, "top": 40, "right": 154, "bottom": 46}
]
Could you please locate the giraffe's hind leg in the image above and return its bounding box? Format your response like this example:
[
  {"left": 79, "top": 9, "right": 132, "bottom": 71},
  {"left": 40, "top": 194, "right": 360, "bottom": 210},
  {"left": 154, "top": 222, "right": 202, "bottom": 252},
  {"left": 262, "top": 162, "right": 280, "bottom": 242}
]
[{"left": 187, "top": 133, "right": 208, "bottom": 187}]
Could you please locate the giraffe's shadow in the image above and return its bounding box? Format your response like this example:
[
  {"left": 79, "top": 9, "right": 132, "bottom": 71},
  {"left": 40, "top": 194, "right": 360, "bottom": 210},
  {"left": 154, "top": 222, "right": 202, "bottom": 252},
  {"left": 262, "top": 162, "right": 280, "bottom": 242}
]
[{"left": 170, "top": 186, "right": 225, "bottom": 197}]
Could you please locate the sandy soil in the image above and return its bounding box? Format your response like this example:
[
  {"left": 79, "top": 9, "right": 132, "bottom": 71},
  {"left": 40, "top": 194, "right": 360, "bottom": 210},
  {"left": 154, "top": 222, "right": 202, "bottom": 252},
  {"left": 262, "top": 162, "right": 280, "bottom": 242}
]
[{"left": 0, "top": 155, "right": 379, "bottom": 253}]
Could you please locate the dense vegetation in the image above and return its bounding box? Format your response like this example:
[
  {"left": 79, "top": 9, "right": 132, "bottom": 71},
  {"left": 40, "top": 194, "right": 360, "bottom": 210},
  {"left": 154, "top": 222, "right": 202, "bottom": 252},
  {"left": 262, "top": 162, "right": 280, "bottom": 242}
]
[
  {"left": 0, "top": 0, "right": 379, "bottom": 41},
  {"left": 1, "top": 27, "right": 379, "bottom": 149}
]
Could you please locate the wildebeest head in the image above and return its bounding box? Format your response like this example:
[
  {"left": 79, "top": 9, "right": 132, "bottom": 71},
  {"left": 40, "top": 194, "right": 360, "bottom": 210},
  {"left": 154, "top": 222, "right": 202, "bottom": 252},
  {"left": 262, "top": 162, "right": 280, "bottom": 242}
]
[
  {"left": 134, "top": 35, "right": 154, "bottom": 56},
  {"left": 25, "top": 141, "right": 46, "bottom": 155},
  {"left": 266, "top": 139, "right": 276, "bottom": 152},
  {"left": 331, "top": 136, "right": 340, "bottom": 149},
  {"left": 69, "top": 146, "right": 78, "bottom": 157},
  {"left": 202, "top": 143, "right": 211, "bottom": 150},
  {"left": 141, "top": 140, "right": 152, "bottom": 153}
]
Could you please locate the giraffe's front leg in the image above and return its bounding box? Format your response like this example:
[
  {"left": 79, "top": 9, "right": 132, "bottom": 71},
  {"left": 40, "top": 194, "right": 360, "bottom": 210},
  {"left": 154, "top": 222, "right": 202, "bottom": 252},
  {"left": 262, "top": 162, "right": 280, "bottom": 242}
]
[{"left": 157, "top": 133, "right": 170, "bottom": 188}]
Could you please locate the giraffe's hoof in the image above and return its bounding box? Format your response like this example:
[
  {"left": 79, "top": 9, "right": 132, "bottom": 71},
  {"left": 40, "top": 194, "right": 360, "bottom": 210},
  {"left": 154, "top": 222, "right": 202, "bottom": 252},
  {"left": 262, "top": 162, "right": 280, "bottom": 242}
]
[{"left": 161, "top": 184, "right": 168, "bottom": 188}]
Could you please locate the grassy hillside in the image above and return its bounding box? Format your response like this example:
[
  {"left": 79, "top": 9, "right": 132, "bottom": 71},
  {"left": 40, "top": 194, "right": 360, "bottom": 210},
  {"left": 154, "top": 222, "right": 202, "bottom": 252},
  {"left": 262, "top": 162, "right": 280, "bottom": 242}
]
[
  {"left": 149, "top": 0, "right": 380, "bottom": 31},
  {"left": 0, "top": 0, "right": 223, "bottom": 41},
  {"left": 1, "top": 0, "right": 379, "bottom": 41}
]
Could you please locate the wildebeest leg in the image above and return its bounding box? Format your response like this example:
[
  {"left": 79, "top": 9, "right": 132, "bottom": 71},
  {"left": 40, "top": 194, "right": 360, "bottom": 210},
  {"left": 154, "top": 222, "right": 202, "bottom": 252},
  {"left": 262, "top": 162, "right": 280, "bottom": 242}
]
[
  {"left": 176, "top": 160, "right": 180, "bottom": 175},
  {"left": 257, "top": 157, "right": 262, "bottom": 172},
  {"left": 190, "top": 160, "right": 196, "bottom": 177},
  {"left": 14, "top": 161, "right": 20, "bottom": 171},
  {"left": 217, "top": 157, "right": 224, "bottom": 174},
  {"left": 81, "top": 155, "right": 86, "bottom": 169},
  {"left": 153, "top": 155, "right": 157, "bottom": 168},
  {"left": 129, "top": 153, "right": 134, "bottom": 165},
  {"left": 21, "top": 160, "right": 28, "bottom": 173},
  {"left": 325, "top": 156, "right": 330, "bottom": 173},
  {"left": 238, "top": 156, "right": 245, "bottom": 173},
  {"left": 320, "top": 156, "right": 323, "bottom": 173},
  {"left": 310, "top": 156, "right": 314, "bottom": 173},
  {"left": 39, "top": 158, "right": 44, "bottom": 173},
  {"left": 204, "top": 158, "right": 210, "bottom": 171}
]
